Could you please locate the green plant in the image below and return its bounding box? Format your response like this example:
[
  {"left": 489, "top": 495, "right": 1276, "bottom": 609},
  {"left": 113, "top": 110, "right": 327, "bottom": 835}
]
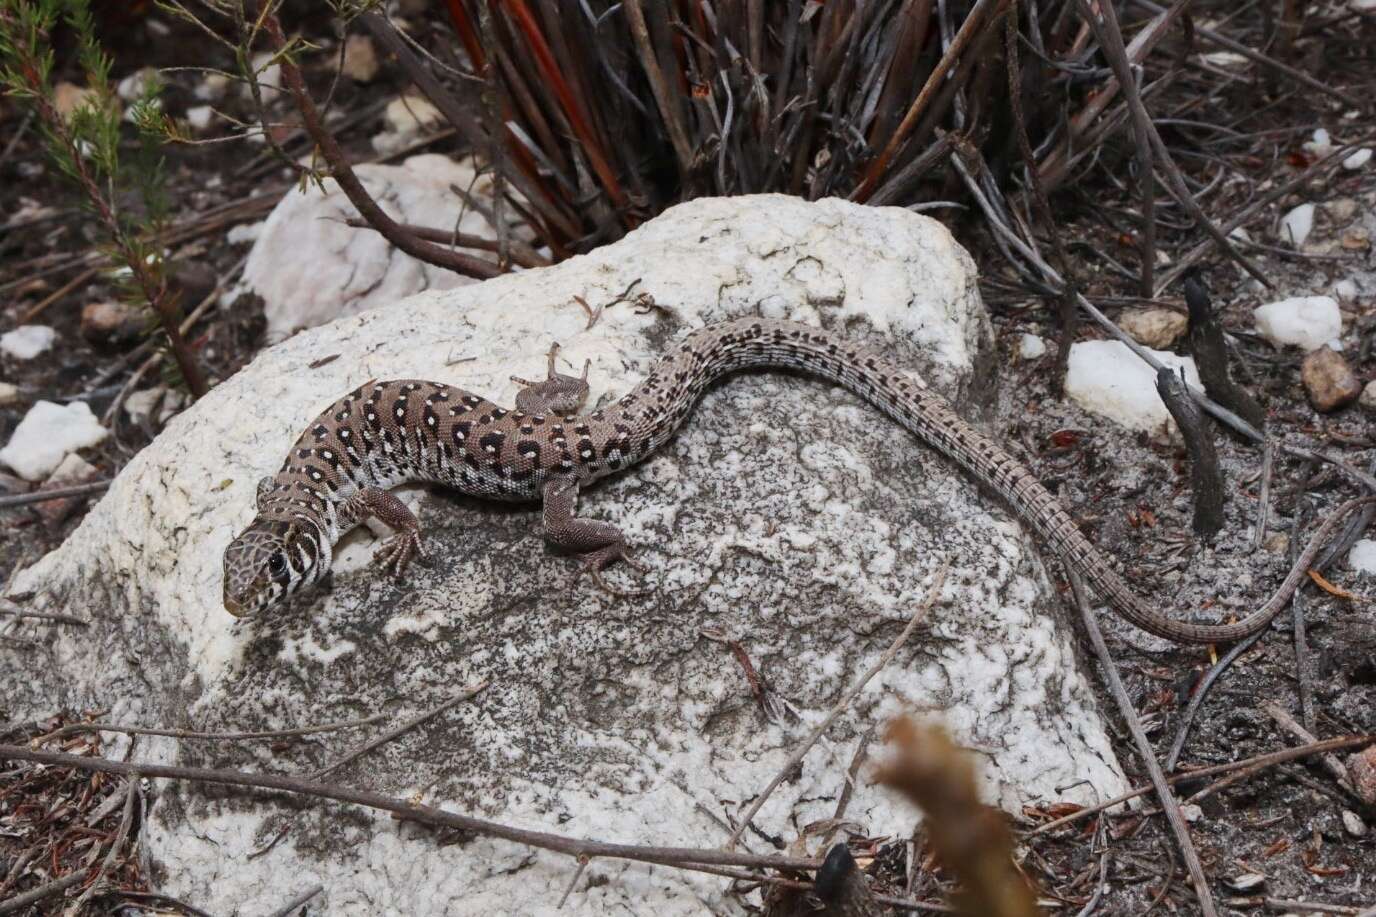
[{"left": 0, "top": 0, "right": 209, "bottom": 398}]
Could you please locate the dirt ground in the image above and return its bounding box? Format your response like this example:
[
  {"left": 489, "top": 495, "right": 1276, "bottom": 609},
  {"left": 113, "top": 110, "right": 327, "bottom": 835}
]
[{"left": 1, "top": 4, "right": 1375, "bottom": 915}]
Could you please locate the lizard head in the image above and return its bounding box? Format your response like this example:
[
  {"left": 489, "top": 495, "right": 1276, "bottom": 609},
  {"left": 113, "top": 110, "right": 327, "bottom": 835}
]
[{"left": 222, "top": 478, "right": 331, "bottom": 617}]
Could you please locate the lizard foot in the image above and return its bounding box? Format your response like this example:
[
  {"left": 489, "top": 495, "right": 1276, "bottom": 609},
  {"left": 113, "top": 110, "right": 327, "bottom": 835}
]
[
  {"left": 376, "top": 529, "right": 425, "bottom": 579},
  {"left": 573, "top": 543, "right": 650, "bottom": 597}
]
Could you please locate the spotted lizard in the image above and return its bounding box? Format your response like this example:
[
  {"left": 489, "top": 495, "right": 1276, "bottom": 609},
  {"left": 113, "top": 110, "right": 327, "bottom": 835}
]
[{"left": 223, "top": 316, "right": 1344, "bottom": 644}]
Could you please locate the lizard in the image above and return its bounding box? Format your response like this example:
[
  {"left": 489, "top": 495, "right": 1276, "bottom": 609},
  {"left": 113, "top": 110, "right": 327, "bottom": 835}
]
[{"left": 222, "top": 316, "right": 1357, "bottom": 644}]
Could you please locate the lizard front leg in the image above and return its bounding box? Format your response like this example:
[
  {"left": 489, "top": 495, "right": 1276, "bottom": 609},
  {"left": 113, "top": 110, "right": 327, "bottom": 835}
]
[
  {"left": 341, "top": 487, "right": 426, "bottom": 577},
  {"left": 541, "top": 476, "right": 647, "bottom": 596}
]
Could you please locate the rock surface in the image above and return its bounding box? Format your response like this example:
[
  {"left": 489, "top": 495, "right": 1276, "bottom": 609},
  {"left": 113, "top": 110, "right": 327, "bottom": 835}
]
[
  {"left": 0, "top": 324, "right": 56, "bottom": 360},
  {"left": 242, "top": 154, "right": 514, "bottom": 339},
  {"left": 1, "top": 196, "right": 1126, "bottom": 915},
  {"left": 1065, "top": 339, "right": 1202, "bottom": 441}
]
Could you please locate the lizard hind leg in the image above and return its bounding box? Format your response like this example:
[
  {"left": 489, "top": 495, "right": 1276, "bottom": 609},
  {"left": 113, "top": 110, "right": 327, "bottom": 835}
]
[
  {"left": 511, "top": 342, "right": 591, "bottom": 415},
  {"left": 541, "top": 476, "right": 649, "bottom": 597}
]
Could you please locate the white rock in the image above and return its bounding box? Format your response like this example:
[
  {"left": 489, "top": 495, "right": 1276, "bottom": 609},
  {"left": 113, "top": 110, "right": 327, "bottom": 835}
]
[
  {"left": 1302, "top": 128, "right": 1332, "bottom": 157},
  {"left": 1202, "top": 51, "right": 1249, "bottom": 68},
  {"left": 1279, "top": 203, "right": 1315, "bottom": 248},
  {"left": 1343, "top": 810, "right": 1368, "bottom": 837},
  {"left": 1350, "top": 540, "right": 1376, "bottom": 575},
  {"left": 1343, "top": 148, "right": 1373, "bottom": 170},
  {"left": 2, "top": 196, "right": 1126, "bottom": 915},
  {"left": 0, "top": 400, "right": 107, "bottom": 481},
  {"left": 124, "top": 386, "right": 187, "bottom": 427},
  {"left": 1361, "top": 380, "right": 1376, "bottom": 412},
  {"left": 1018, "top": 333, "right": 1047, "bottom": 360},
  {"left": 45, "top": 451, "right": 97, "bottom": 485},
  {"left": 244, "top": 154, "right": 520, "bottom": 337},
  {"left": 0, "top": 325, "right": 56, "bottom": 360},
  {"left": 1253, "top": 296, "right": 1342, "bottom": 351},
  {"left": 1066, "top": 340, "right": 1202, "bottom": 441},
  {"left": 185, "top": 105, "right": 214, "bottom": 132},
  {"left": 194, "top": 72, "right": 230, "bottom": 102},
  {"left": 0, "top": 382, "right": 19, "bottom": 406},
  {"left": 374, "top": 95, "right": 444, "bottom": 153},
  {"left": 1333, "top": 278, "right": 1360, "bottom": 300},
  {"left": 1228, "top": 226, "right": 1252, "bottom": 243},
  {"left": 1181, "top": 803, "right": 1204, "bottom": 823},
  {"left": 116, "top": 67, "right": 158, "bottom": 102},
  {"left": 241, "top": 52, "right": 281, "bottom": 101}
]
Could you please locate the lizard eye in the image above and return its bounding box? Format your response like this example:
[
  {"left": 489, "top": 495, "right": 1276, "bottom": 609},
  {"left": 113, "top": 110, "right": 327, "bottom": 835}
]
[{"left": 267, "top": 553, "right": 287, "bottom": 576}]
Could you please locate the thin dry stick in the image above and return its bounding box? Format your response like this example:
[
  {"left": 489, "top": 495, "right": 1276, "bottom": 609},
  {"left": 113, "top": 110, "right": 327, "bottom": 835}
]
[
  {"left": 0, "top": 598, "right": 88, "bottom": 627},
  {"left": 38, "top": 713, "right": 386, "bottom": 744},
  {"left": 1251, "top": 443, "right": 1276, "bottom": 552},
  {"left": 1260, "top": 700, "right": 1353, "bottom": 793},
  {"left": 0, "top": 744, "right": 821, "bottom": 873},
  {"left": 621, "top": 0, "right": 694, "bottom": 178},
  {"left": 852, "top": 0, "right": 1005, "bottom": 202},
  {"left": 1029, "top": 734, "right": 1375, "bottom": 835},
  {"left": 1067, "top": 569, "right": 1218, "bottom": 917},
  {"left": 0, "top": 481, "right": 112, "bottom": 510},
  {"left": 71, "top": 777, "right": 138, "bottom": 912},
  {"left": 267, "top": 884, "right": 324, "bottom": 917},
  {"left": 725, "top": 562, "right": 949, "bottom": 849},
  {"left": 313, "top": 681, "right": 488, "bottom": 779},
  {"left": 0, "top": 871, "right": 86, "bottom": 916}
]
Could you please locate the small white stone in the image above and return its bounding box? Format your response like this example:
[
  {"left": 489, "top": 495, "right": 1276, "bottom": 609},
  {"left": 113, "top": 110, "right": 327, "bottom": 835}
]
[
  {"left": 383, "top": 95, "right": 442, "bottom": 135},
  {"left": 194, "top": 73, "right": 230, "bottom": 102},
  {"left": 1180, "top": 804, "right": 1204, "bottom": 823},
  {"left": 1350, "top": 539, "right": 1376, "bottom": 575},
  {"left": 1343, "top": 148, "right": 1373, "bottom": 170},
  {"left": 45, "top": 451, "right": 98, "bottom": 486},
  {"left": 1303, "top": 128, "right": 1332, "bottom": 156},
  {"left": 0, "top": 325, "right": 56, "bottom": 360},
  {"left": 0, "top": 400, "right": 107, "bottom": 481},
  {"left": 1279, "top": 203, "right": 1315, "bottom": 248},
  {"left": 0, "top": 383, "right": 18, "bottom": 406},
  {"left": 1332, "top": 278, "right": 1359, "bottom": 300},
  {"left": 1360, "top": 380, "right": 1376, "bottom": 412},
  {"left": 1065, "top": 340, "right": 1202, "bottom": 442},
  {"left": 1018, "top": 333, "right": 1047, "bottom": 360},
  {"left": 116, "top": 67, "right": 158, "bottom": 102},
  {"left": 1253, "top": 296, "right": 1342, "bottom": 351},
  {"left": 186, "top": 105, "right": 214, "bottom": 132},
  {"left": 1228, "top": 226, "right": 1251, "bottom": 243},
  {"left": 1343, "top": 810, "right": 1368, "bottom": 837},
  {"left": 1202, "top": 51, "right": 1249, "bottom": 68}
]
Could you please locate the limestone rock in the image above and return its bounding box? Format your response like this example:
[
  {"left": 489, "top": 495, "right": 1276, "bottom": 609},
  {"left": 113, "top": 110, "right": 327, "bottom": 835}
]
[
  {"left": 1119, "top": 308, "right": 1187, "bottom": 349},
  {"left": 242, "top": 154, "right": 519, "bottom": 338},
  {"left": 1253, "top": 295, "right": 1342, "bottom": 351},
  {"left": 0, "top": 325, "right": 56, "bottom": 360},
  {"left": 1301, "top": 345, "right": 1360, "bottom": 412},
  {"left": 1361, "top": 380, "right": 1376, "bottom": 412},
  {"left": 0, "top": 400, "right": 106, "bottom": 481},
  {"left": 1065, "top": 340, "right": 1201, "bottom": 442},
  {"left": 1, "top": 196, "right": 1126, "bottom": 915},
  {"left": 35, "top": 452, "right": 100, "bottom": 526}
]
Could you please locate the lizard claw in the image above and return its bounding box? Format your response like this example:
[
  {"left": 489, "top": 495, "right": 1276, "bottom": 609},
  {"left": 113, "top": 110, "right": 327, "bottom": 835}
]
[
  {"left": 573, "top": 543, "right": 650, "bottom": 597},
  {"left": 377, "top": 529, "right": 425, "bottom": 579}
]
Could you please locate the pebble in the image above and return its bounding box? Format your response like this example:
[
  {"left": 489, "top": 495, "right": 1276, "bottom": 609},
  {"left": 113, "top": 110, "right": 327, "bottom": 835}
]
[
  {"left": 1344, "top": 148, "right": 1373, "bottom": 170},
  {"left": 1253, "top": 295, "right": 1342, "bottom": 351},
  {"left": 116, "top": 67, "right": 158, "bottom": 102},
  {"left": 1300, "top": 346, "right": 1361, "bottom": 412},
  {"left": 186, "top": 105, "right": 214, "bottom": 132},
  {"left": 1118, "top": 308, "right": 1187, "bottom": 349},
  {"left": 1018, "top": 333, "right": 1047, "bottom": 360},
  {"left": 1324, "top": 198, "right": 1358, "bottom": 223},
  {"left": 1343, "top": 810, "right": 1368, "bottom": 838},
  {"left": 0, "top": 383, "right": 18, "bottom": 407},
  {"left": 341, "top": 35, "right": 380, "bottom": 82},
  {"left": 1226, "top": 873, "right": 1266, "bottom": 892},
  {"left": 1350, "top": 539, "right": 1376, "bottom": 575},
  {"left": 374, "top": 95, "right": 444, "bottom": 154},
  {"left": 1262, "top": 532, "right": 1289, "bottom": 555},
  {"left": 0, "top": 401, "right": 108, "bottom": 482},
  {"left": 1349, "top": 745, "right": 1376, "bottom": 806},
  {"left": 81, "top": 301, "right": 145, "bottom": 346},
  {"left": 194, "top": 73, "right": 230, "bottom": 102},
  {"left": 1180, "top": 803, "right": 1203, "bottom": 823},
  {"left": 1360, "top": 380, "right": 1376, "bottom": 412},
  {"left": 1279, "top": 202, "right": 1315, "bottom": 247},
  {"left": 0, "top": 325, "right": 57, "bottom": 360}
]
